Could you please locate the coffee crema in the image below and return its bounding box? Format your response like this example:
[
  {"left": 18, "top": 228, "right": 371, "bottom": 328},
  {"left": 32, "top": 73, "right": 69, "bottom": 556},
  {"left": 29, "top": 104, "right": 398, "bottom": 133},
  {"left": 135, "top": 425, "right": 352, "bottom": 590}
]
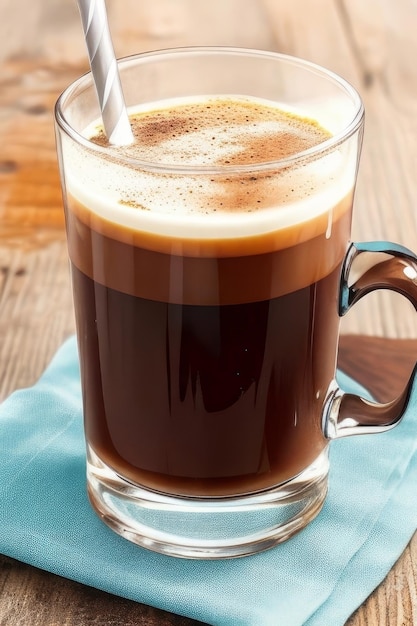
[
  {"left": 90, "top": 97, "right": 331, "bottom": 167},
  {"left": 63, "top": 96, "right": 354, "bottom": 496}
]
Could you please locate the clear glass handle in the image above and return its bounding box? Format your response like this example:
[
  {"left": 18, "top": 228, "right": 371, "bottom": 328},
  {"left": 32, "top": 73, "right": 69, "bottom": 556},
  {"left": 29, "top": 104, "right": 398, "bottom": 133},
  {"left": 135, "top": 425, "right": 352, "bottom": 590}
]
[{"left": 323, "top": 241, "right": 417, "bottom": 439}]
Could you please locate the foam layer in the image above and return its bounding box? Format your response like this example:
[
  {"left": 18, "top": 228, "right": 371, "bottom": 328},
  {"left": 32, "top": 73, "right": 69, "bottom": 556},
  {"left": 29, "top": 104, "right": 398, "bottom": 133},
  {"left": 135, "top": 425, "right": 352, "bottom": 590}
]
[
  {"left": 90, "top": 97, "right": 330, "bottom": 166},
  {"left": 64, "top": 96, "right": 355, "bottom": 249}
]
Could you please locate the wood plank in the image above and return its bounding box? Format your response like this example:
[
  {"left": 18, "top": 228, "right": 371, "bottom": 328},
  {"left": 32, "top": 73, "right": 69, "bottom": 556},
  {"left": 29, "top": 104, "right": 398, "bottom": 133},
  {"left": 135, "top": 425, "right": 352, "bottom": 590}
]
[
  {"left": 0, "top": 242, "right": 74, "bottom": 400},
  {"left": 110, "top": 0, "right": 277, "bottom": 55}
]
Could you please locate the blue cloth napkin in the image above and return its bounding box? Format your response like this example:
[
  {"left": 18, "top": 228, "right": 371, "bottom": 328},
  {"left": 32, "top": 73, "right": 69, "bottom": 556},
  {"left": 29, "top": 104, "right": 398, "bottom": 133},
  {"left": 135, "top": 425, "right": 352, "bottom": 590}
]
[{"left": 1, "top": 336, "right": 417, "bottom": 626}]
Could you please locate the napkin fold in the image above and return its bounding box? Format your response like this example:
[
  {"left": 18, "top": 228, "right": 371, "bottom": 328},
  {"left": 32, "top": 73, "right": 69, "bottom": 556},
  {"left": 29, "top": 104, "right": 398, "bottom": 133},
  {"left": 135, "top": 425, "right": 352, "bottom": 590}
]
[{"left": 1, "top": 335, "right": 417, "bottom": 626}]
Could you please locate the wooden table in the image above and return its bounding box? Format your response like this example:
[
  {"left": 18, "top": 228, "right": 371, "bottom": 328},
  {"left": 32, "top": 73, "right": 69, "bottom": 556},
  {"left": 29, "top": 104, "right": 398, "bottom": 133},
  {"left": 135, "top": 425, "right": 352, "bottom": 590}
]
[{"left": 1, "top": 1, "right": 417, "bottom": 624}]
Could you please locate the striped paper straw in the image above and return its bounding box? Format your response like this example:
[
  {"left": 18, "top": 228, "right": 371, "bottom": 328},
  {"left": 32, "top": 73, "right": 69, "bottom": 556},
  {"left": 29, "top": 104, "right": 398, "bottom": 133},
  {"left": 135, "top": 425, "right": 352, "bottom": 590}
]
[{"left": 77, "top": 0, "right": 134, "bottom": 145}]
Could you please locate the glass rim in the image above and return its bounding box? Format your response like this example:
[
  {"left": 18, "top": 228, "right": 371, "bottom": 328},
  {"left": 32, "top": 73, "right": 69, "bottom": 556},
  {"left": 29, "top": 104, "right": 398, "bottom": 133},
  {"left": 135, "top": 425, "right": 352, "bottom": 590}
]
[{"left": 54, "top": 46, "right": 365, "bottom": 175}]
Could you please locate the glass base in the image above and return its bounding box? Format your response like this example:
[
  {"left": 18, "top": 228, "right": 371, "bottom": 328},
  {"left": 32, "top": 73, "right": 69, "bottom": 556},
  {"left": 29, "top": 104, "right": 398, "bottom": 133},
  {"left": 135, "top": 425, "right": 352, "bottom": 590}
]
[{"left": 86, "top": 446, "right": 329, "bottom": 559}]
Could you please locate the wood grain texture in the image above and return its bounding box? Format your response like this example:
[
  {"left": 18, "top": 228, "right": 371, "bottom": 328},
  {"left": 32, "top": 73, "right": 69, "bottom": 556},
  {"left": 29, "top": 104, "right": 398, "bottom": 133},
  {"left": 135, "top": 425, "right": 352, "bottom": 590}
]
[{"left": 1, "top": 0, "right": 417, "bottom": 624}]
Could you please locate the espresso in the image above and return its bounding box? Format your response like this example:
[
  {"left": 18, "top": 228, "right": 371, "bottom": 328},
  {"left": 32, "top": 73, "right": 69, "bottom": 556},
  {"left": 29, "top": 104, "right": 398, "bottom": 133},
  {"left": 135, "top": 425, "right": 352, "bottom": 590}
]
[{"left": 64, "top": 97, "right": 353, "bottom": 496}]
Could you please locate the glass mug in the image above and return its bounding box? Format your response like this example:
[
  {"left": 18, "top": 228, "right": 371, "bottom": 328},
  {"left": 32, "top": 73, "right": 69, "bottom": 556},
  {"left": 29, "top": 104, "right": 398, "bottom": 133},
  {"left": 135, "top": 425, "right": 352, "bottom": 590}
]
[{"left": 54, "top": 48, "right": 417, "bottom": 559}]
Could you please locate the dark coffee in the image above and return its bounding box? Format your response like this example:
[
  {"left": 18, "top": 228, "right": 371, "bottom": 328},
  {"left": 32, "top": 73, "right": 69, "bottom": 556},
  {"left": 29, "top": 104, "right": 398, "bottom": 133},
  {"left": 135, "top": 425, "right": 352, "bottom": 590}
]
[{"left": 64, "top": 97, "right": 353, "bottom": 496}]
